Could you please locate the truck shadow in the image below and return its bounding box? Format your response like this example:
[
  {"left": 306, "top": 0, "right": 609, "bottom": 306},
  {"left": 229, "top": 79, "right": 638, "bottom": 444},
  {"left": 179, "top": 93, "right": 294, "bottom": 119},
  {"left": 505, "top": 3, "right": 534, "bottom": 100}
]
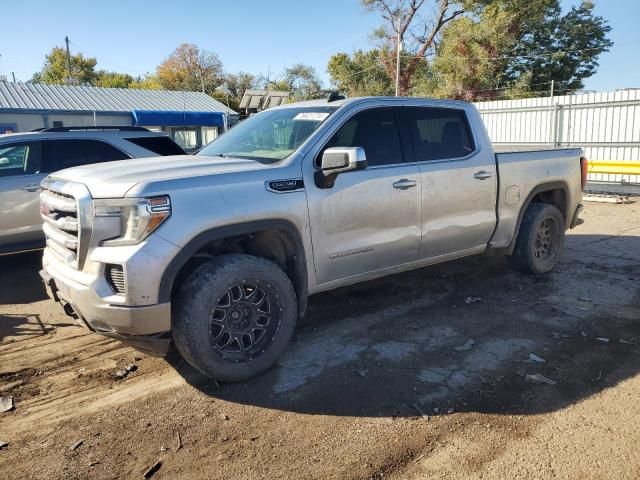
[
  {"left": 0, "top": 313, "right": 52, "bottom": 344},
  {"left": 0, "top": 250, "right": 47, "bottom": 305},
  {"left": 170, "top": 233, "right": 640, "bottom": 418}
]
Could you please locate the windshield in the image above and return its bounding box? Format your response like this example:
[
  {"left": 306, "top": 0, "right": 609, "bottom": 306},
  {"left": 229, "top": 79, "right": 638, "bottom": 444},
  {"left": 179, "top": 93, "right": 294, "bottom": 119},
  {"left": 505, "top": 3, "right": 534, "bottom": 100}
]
[{"left": 199, "top": 106, "right": 337, "bottom": 163}]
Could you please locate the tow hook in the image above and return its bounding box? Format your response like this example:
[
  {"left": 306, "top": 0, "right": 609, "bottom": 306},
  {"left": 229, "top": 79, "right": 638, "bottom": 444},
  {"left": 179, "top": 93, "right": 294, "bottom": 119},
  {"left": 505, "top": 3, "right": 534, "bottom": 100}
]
[{"left": 62, "top": 301, "right": 78, "bottom": 318}]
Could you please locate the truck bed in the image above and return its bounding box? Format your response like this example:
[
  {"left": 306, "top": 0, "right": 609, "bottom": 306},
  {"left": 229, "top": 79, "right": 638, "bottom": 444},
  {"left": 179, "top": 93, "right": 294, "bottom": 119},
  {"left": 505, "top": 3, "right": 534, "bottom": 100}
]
[
  {"left": 492, "top": 144, "right": 578, "bottom": 154},
  {"left": 489, "top": 146, "right": 583, "bottom": 249}
]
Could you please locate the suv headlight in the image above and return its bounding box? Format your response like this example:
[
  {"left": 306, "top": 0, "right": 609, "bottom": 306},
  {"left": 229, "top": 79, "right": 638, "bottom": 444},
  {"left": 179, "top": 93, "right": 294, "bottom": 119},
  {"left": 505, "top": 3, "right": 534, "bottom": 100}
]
[{"left": 93, "top": 196, "right": 171, "bottom": 246}]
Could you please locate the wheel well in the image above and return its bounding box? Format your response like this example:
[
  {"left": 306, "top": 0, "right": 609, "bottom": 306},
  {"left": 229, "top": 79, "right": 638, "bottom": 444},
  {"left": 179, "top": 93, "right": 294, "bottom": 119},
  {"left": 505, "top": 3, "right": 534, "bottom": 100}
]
[
  {"left": 530, "top": 188, "right": 568, "bottom": 223},
  {"left": 501, "top": 184, "right": 569, "bottom": 255},
  {"left": 167, "top": 228, "right": 308, "bottom": 317}
]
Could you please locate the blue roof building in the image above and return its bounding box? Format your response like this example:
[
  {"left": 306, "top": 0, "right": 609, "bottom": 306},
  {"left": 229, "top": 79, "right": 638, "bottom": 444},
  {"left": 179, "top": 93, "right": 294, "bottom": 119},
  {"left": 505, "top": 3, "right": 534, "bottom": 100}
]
[{"left": 0, "top": 81, "right": 237, "bottom": 151}]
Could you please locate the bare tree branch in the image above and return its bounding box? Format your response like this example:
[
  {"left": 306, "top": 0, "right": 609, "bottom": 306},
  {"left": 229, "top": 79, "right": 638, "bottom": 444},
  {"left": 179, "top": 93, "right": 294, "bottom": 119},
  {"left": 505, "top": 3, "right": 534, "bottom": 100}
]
[{"left": 363, "top": 0, "right": 470, "bottom": 94}]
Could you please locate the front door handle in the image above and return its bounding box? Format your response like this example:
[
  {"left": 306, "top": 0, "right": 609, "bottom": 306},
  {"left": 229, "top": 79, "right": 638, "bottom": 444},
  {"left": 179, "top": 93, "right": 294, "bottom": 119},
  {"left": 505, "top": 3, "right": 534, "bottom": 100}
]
[
  {"left": 393, "top": 179, "right": 417, "bottom": 190},
  {"left": 473, "top": 171, "right": 492, "bottom": 180},
  {"left": 21, "top": 183, "right": 41, "bottom": 192}
]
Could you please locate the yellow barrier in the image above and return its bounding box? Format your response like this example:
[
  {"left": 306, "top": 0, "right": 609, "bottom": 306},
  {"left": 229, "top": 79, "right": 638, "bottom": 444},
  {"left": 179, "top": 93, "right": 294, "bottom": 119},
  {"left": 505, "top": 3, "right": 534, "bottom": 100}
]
[{"left": 588, "top": 160, "right": 640, "bottom": 175}]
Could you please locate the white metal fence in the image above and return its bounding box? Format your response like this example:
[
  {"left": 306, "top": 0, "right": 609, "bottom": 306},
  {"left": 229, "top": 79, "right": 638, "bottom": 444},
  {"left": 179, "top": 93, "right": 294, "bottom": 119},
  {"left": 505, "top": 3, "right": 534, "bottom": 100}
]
[{"left": 475, "top": 89, "right": 640, "bottom": 184}]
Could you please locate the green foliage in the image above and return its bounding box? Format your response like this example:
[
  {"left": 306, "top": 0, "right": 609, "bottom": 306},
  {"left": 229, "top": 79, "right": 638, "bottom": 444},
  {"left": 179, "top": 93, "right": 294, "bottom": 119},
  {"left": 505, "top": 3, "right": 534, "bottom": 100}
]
[
  {"left": 429, "top": 0, "right": 612, "bottom": 100},
  {"left": 342, "top": 0, "right": 612, "bottom": 100},
  {"left": 505, "top": 0, "right": 613, "bottom": 94},
  {"left": 224, "top": 72, "right": 258, "bottom": 103},
  {"left": 327, "top": 50, "right": 394, "bottom": 96},
  {"left": 258, "top": 64, "right": 323, "bottom": 101},
  {"left": 128, "top": 74, "right": 163, "bottom": 90},
  {"left": 31, "top": 46, "right": 98, "bottom": 85},
  {"left": 210, "top": 90, "right": 239, "bottom": 112},
  {"left": 95, "top": 71, "right": 135, "bottom": 88},
  {"left": 282, "top": 64, "right": 323, "bottom": 101}
]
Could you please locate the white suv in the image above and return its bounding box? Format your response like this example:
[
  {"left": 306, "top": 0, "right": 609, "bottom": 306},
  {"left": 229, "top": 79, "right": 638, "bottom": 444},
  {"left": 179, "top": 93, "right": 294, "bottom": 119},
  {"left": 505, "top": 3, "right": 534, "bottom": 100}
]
[{"left": 0, "top": 126, "right": 185, "bottom": 255}]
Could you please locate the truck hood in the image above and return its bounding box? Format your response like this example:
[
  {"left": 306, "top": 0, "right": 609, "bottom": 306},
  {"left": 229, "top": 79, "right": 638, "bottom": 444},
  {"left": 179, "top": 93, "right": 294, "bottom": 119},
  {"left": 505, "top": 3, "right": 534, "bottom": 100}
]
[{"left": 49, "top": 154, "right": 271, "bottom": 198}]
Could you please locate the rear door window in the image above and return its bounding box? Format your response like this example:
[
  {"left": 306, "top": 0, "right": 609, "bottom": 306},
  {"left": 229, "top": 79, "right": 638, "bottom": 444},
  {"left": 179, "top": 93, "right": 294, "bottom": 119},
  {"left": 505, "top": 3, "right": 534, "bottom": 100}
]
[
  {"left": 48, "top": 139, "right": 130, "bottom": 169},
  {"left": 0, "top": 141, "right": 43, "bottom": 177},
  {"left": 124, "top": 136, "right": 186, "bottom": 156},
  {"left": 402, "top": 107, "right": 475, "bottom": 161}
]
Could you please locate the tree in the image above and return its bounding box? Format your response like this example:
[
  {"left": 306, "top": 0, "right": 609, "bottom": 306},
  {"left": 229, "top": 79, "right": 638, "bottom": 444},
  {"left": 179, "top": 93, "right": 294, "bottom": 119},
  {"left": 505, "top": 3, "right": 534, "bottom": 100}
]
[
  {"left": 280, "top": 64, "right": 323, "bottom": 100},
  {"left": 257, "top": 64, "right": 323, "bottom": 101},
  {"left": 505, "top": 1, "right": 613, "bottom": 94},
  {"left": 345, "top": 0, "right": 612, "bottom": 100},
  {"left": 430, "top": 0, "right": 612, "bottom": 100},
  {"left": 156, "top": 43, "right": 224, "bottom": 93},
  {"left": 285, "top": 64, "right": 322, "bottom": 100},
  {"left": 129, "top": 74, "right": 163, "bottom": 90},
  {"left": 362, "top": 0, "right": 471, "bottom": 95},
  {"left": 224, "top": 72, "right": 258, "bottom": 103},
  {"left": 95, "top": 71, "right": 135, "bottom": 88},
  {"left": 328, "top": 50, "right": 394, "bottom": 96},
  {"left": 31, "top": 46, "right": 98, "bottom": 85},
  {"left": 425, "top": 0, "right": 547, "bottom": 100}
]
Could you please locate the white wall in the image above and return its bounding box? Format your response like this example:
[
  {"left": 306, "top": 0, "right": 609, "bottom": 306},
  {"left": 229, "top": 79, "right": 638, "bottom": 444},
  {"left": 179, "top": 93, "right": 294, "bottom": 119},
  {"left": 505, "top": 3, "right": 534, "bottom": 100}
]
[
  {"left": 0, "top": 112, "right": 132, "bottom": 132},
  {"left": 475, "top": 89, "right": 640, "bottom": 184}
]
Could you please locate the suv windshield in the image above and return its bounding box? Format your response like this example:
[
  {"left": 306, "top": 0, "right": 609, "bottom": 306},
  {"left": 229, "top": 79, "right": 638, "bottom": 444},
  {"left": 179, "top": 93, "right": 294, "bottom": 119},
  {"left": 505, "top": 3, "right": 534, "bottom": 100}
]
[{"left": 199, "top": 106, "right": 337, "bottom": 163}]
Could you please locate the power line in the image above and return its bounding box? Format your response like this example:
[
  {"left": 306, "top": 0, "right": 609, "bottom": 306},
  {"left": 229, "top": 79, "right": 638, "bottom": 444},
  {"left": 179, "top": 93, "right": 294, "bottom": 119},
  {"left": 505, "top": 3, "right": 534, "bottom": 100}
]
[
  {"left": 297, "top": 31, "right": 370, "bottom": 60},
  {"left": 397, "top": 40, "right": 640, "bottom": 62}
]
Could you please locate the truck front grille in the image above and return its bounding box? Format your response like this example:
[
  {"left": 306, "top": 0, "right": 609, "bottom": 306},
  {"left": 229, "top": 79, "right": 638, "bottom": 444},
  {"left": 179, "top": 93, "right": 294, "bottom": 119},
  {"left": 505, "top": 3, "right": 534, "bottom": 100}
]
[{"left": 40, "top": 179, "right": 92, "bottom": 270}]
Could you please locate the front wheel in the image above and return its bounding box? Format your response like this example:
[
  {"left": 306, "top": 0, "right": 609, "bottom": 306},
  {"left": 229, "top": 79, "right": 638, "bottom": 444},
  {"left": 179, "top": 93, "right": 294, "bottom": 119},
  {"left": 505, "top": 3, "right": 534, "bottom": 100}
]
[
  {"left": 508, "top": 203, "right": 565, "bottom": 274},
  {"left": 172, "top": 254, "right": 297, "bottom": 382}
]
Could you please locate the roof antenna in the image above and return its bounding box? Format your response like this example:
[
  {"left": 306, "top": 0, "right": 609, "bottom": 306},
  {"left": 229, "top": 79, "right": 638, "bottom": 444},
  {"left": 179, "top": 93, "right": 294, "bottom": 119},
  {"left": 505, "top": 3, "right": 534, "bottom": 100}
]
[{"left": 327, "top": 91, "right": 345, "bottom": 103}]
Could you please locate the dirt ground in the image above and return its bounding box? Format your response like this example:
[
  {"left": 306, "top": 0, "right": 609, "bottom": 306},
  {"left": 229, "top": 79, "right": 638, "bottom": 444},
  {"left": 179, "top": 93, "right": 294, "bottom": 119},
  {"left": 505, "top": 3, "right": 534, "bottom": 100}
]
[{"left": 1, "top": 202, "right": 639, "bottom": 480}]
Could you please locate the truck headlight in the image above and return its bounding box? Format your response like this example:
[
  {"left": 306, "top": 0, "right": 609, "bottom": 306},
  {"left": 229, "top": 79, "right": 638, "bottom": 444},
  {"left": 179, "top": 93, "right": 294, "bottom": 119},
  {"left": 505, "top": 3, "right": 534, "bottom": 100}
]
[{"left": 93, "top": 196, "right": 171, "bottom": 246}]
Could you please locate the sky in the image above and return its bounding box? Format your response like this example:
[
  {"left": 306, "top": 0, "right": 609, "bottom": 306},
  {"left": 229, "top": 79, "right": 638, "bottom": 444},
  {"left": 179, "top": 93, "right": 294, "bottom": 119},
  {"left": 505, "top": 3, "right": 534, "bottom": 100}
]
[{"left": 0, "top": 0, "right": 638, "bottom": 92}]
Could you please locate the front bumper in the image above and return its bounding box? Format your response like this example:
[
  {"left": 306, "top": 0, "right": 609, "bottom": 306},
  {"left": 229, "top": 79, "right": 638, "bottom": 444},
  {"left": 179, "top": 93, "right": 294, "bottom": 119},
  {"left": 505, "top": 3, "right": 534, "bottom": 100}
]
[{"left": 40, "top": 260, "right": 172, "bottom": 356}]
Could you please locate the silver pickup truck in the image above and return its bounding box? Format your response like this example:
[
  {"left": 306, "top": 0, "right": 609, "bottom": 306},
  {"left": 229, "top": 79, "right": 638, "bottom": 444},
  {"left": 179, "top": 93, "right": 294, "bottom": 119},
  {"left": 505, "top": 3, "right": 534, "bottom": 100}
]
[{"left": 39, "top": 96, "right": 586, "bottom": 381}]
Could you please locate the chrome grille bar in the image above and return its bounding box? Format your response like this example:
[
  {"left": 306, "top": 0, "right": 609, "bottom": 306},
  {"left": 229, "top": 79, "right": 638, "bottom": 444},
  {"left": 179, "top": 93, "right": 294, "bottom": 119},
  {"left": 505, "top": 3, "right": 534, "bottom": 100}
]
[
  {"left": 40, "top": 177, "right": 92, "bottom": 270},
  {"left": 42, "top": 222, "right": 78, "bottom": 250},
  {"left": 41, "top": 214, "right": 79, "bottom": 232},
  {"left": 40, "top": 190, "right": 77, "bottom": 212}
]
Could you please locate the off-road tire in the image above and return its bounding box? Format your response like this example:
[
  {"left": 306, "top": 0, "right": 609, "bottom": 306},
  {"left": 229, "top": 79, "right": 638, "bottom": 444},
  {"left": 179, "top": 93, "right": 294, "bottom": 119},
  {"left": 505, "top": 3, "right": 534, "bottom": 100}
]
[
  {"left": 508, "top": 203, "right": 565, "bottom": 274},
  {"left": 173, "top": 254, "right": 297, "bottom": 382}
]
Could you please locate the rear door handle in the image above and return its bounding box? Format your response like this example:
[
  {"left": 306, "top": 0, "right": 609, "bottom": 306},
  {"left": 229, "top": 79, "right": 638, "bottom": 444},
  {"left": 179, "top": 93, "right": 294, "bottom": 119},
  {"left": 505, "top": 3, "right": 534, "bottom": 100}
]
[
  {"left": 473, "top": 171, "right": 492, "bottom": 180},
  {"left": 21, "top": 183, "right": 41, "bottom": 192},
  {"left": 393, "top": 179, "right": 417, "bottom": 190}
]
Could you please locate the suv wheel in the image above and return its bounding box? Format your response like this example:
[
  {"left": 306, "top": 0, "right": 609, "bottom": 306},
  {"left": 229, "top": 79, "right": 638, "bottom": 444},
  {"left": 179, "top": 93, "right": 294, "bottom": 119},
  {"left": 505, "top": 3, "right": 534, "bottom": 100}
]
[
  {"left": 508, "top": 203, "right": 565, "bottom": 274},
  {"left": 173, "top": 254, "right": 297, "bottom": 382}
]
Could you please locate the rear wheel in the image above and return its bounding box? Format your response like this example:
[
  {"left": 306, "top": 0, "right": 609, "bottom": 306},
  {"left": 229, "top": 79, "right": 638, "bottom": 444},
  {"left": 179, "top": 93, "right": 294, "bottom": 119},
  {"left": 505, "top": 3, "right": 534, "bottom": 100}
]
[
  {"left": 173, "top": 254, "right": 297, "bottom": 382},
  {"left": 508, "top": 203, "right": 565, "bottom": 274}
]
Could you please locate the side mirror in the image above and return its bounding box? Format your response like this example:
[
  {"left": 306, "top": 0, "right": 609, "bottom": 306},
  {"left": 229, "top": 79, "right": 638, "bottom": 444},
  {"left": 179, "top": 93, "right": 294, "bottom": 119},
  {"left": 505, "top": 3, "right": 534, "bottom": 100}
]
[{"left": 315, "top": 147, "right": 367, "bottom": 188}]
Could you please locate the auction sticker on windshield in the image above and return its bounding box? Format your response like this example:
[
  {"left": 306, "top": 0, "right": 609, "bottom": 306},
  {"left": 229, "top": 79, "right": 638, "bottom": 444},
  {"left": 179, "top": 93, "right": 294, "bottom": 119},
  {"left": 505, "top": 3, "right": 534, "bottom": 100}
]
[{"left": 294, "top": 112, "right": 331, "bottom": 121}]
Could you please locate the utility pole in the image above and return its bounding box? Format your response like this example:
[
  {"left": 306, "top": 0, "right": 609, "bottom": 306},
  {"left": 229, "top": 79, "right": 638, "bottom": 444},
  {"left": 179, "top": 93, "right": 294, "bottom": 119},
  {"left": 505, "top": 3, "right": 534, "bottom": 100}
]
[
  {"left": 395, "top": 14, "right": 402, "bottom": 97},
  {"left": 550, "top": 79, "right": 555, "bottom": 98},
  {"left": 65, "top": 36, "right": 72, "bottom": 84},
  {"left": 11, "top": 72, "right": 16, "bottom": 83}
]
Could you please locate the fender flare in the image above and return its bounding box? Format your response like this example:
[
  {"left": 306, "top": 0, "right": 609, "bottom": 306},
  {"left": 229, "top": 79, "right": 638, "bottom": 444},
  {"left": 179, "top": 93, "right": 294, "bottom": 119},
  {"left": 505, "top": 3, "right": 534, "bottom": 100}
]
[
  {"left": 503, "top": 181, "right": 570, "bottom": 255},
  {"left": 158, "top": 219, "right": 308, "bottom": 316}
]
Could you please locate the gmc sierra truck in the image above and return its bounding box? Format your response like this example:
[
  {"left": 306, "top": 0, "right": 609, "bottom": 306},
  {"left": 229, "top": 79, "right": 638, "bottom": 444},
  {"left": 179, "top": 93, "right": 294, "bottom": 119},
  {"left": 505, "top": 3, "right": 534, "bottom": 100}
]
[{"left": 39, "top": 96, "right": 586, "bottom": 382}]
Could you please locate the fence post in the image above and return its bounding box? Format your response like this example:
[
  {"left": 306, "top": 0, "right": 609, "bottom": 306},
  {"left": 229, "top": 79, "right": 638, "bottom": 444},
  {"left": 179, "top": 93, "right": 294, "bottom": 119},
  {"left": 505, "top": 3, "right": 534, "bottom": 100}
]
[{"left": 551, "top": 102, "right": 562, "bottom": 147}]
